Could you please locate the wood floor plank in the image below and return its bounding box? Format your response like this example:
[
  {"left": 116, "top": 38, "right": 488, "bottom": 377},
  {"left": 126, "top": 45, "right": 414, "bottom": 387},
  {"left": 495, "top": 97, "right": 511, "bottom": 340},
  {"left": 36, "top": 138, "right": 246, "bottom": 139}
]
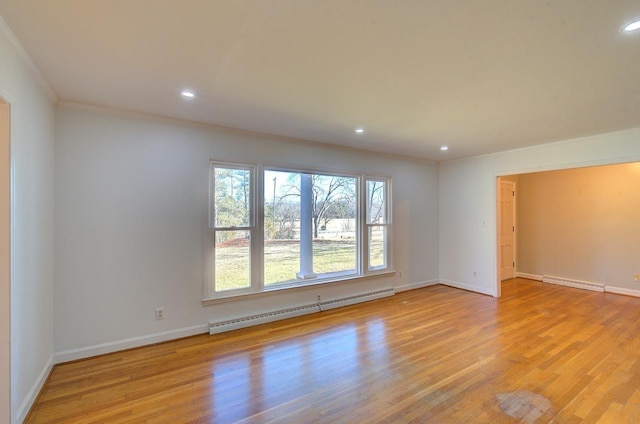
[{"left": 25, "top": 279, "right": 640, "bottom": 423}]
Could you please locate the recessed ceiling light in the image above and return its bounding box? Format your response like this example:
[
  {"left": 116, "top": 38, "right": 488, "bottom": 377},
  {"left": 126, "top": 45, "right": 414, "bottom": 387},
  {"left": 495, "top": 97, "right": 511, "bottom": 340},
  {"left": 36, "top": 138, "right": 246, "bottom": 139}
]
[
  {"left": 181, "top": 90, "right": 195, "bottom": 98},
  {"left": 624, "top": 20, "right": 640, "bottom": 32},
  {"left": 440, "top": 145, "right": 449, "bottom": 151},
  {"left": 355, "top": 128, "right": 365, "bottom": 134}
]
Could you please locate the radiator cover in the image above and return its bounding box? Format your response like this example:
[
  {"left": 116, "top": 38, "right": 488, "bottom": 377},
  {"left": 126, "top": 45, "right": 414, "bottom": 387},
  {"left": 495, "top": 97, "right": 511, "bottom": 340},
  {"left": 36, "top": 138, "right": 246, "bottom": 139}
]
[
  {"left": 209, "top": 288, "right": 395, "bottom": 335},
  {"left": 542, "top": 275, "right": 604, "bottom": 292}
]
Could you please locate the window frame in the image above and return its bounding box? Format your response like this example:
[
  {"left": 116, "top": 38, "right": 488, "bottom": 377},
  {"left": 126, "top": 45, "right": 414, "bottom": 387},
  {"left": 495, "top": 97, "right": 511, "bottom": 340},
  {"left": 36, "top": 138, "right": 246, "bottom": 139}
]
[
  {"left": 208, "top": 161, "right": 258, "bottom": 298},
  {"left": 262, "top": 168, "right": 361, "bottom": 287},
  {"left": 364, "top": 177, "right": 391, "bottom": 272},
  {"left": 205, "top": 160, "right": 393, "bottom": 301}
]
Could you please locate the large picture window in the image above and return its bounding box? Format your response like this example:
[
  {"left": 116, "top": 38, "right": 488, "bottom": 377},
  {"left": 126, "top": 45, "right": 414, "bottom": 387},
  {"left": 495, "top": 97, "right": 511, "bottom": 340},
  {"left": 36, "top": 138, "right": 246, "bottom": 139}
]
[
  {"left": 207, "top": 161, "right": 391, "bottom": 300},
  {"left": 264, "top": 170, "right": 357, "bottom": 286}
]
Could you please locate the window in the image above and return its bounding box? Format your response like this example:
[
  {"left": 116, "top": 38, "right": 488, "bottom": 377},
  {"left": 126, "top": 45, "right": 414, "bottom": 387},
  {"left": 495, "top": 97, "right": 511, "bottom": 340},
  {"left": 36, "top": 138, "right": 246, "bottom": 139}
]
[
  {"left": 366, "top": 179, "right": 389, "bottom": 271},
  {"left": 264, "top": 170, "right": 357, "bottom": 286},
  {"left": 209, "top": 163, "right": 255, "bottom": 295},
  {"left": 207, "top": 161, "right": 391, "bottom": 299}
]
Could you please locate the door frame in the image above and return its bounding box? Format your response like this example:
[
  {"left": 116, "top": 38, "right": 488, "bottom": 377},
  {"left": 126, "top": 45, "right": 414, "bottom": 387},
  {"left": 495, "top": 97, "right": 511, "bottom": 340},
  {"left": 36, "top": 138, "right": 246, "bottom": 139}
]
[
  {"left": 495, "top": 176, "right": 517, "bottom": 297},
  {"left": 0, "top": 94, "right": 13, "bottom": 424},
  {"left": 499, "top": 179, "right": 516, "bottom": 282}
]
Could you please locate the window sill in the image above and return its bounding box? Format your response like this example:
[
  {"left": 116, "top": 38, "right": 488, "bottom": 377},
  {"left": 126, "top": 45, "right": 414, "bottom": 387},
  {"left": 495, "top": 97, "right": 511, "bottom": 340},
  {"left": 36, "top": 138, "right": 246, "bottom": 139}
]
[{"left": 202, "top": 270, "right": 396, "bottom": 306}]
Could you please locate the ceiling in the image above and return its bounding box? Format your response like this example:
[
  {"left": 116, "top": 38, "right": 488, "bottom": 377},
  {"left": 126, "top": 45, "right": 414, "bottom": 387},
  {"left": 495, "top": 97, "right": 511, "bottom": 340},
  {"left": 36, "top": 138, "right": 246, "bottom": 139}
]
[{"left": 0, "top": 1, "right": 639, "bottom": 161}]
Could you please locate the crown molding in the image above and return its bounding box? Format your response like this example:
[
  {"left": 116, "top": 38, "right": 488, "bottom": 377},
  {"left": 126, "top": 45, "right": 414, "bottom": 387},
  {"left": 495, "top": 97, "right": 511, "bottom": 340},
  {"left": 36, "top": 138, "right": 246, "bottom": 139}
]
[{"left": 0, "top": 15, "right": 57, "bottom": 102}]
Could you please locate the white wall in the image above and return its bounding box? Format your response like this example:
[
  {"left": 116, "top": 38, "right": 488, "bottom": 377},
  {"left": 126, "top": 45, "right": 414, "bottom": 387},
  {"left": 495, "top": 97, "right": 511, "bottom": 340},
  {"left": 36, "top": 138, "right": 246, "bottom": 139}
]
[
  {"left": 439, "top": 127, "right": 640, "bottom": 297},
  {"left": 0, "top": 22, "right": 55, "bottom": 423},
  {"left": 54, "top": 104, "right": 439, "bottom": 357}
]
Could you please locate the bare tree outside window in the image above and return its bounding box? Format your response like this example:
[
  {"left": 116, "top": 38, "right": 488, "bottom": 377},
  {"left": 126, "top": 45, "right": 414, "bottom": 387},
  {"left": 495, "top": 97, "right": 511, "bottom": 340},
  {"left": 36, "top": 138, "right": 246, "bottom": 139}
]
[
  {"left": 208, "top": 161, "right": 392, "bottom": 298},
  {"left": 264, "top": 171, "right": 357, "bottom": 284}
]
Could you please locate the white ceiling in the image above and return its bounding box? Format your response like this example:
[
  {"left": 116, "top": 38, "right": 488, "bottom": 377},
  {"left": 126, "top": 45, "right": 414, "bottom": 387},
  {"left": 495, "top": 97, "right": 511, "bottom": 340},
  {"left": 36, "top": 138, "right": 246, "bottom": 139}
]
[{"left": 0, "top": 1, "right": 639, "bottom": 161}]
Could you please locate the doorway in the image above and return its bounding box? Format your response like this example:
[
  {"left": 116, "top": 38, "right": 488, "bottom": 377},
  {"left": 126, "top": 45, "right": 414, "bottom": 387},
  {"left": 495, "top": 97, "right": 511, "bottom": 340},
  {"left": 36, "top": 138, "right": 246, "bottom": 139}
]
[
  {"left": 498, "top": 179, "right": 516, "bottom": 282},
  {"left": 0, "top": 97, "right": 10, "bottom": 423}
]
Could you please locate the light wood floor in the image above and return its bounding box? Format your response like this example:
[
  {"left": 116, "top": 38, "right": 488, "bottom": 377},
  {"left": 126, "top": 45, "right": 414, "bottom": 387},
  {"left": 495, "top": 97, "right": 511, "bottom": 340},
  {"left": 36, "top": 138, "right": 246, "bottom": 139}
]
[{"left": 27, "top": 279, "right": 640, "bottom": 423}]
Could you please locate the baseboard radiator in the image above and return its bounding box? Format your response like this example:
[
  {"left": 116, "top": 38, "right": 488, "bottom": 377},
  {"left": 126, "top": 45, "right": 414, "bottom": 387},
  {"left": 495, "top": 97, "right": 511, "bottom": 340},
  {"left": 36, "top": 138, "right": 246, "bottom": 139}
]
[
  {"left": 209, "top": 288, "right": 395, "bottom": 335},
  {"left": 542, "top": 275, "right": 605, "bottom": 292}
]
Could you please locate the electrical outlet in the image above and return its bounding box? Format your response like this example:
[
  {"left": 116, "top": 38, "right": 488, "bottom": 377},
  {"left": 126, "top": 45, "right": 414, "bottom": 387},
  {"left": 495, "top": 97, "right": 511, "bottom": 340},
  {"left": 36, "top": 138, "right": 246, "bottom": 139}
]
[
  {"left": 317, "top": 295, "right": 321, "bottom": 303},
  {"left": 399, "top": 271, "right": 402, "bottom": 277},
  {"left": 473, "top": 271, "right": 477, "bottom": 277},
  {"left": 155, "top": 308, "right": 164, "bottom": 320},
  {"left": 635, "top": 274, "right": 640, "bottom": 283}
]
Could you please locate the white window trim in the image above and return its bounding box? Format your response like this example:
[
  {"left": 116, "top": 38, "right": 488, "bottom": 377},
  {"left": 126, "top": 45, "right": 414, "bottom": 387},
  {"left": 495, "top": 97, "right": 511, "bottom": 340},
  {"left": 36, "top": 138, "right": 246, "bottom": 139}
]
[
  {"left": 207, "top": 162, "right": 258, "bottom": 299},
  {"left": 202, "top": 270, "right": 396, "bottom": 306},
  {"left": 364, "top": 177, "right": 391, "bottom": 272},
  {"left": 205, "top": 160, "right": 393, "bottom": 301}
]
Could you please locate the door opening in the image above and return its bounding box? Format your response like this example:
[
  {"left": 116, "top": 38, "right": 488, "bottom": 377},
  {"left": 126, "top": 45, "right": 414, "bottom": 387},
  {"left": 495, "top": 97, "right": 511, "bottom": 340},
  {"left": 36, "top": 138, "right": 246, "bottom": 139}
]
[{"left": 498, "top": 179, "right": 516, "bottom": 282}]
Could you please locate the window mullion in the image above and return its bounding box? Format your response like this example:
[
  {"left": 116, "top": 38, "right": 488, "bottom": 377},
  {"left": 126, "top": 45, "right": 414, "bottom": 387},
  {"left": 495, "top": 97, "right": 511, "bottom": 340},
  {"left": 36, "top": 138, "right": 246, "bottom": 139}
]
[
  {"left": 207, "top": 229, "right": 216, "bottom": 298},
  {"left": 253, "top": 165, "right": 264, "bottom": 291},
  {"left": 297, "top": 173, "right": 316, "bottom": 279},
  {"left": 360, "top": 177, "right": 369, "bottom": 275}
]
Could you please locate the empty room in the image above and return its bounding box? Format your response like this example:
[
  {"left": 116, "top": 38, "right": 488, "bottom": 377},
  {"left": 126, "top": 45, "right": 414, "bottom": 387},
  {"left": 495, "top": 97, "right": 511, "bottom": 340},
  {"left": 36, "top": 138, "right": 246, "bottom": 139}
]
[{"left": 1, "top": 1, "right": 640, "bottom": 423}]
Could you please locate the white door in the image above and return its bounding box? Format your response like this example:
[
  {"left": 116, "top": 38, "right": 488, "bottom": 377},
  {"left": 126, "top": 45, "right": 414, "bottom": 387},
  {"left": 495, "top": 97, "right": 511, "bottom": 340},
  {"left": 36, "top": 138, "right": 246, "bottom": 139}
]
[{"left": 500, "top": 180, "right": 516, "bottom": 281}]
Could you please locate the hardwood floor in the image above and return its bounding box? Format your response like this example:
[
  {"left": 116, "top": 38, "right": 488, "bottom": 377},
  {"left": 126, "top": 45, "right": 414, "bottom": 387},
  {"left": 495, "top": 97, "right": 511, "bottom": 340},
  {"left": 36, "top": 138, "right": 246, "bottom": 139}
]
[{"left": 26, "top": 279, "right": 640, "bottom": 423}]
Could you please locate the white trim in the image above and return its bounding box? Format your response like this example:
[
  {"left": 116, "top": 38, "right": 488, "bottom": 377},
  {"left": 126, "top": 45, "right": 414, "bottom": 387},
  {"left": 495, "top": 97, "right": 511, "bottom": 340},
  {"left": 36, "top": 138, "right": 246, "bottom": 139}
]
[
  {"left": 439, "top": 279, "right": 496, "bottom": 297},
  {"left": 0, "top": 16, "right": 57, "bottom": 102},
  {"left": 0, "top": 94, "right": 13, "bottom": 424},
  {"left": 15, "top": 353, "right": 53, "bottom": 424},
  {"left": 516, "top": 272, "right": 543, "bottom": 281},
  {"left": 395, "top": 279, "right": 439, "bottom": 292},
  {"left": 203, "top": 270, "right": 395, "bottom": 305},
  {"left": 604, "top": 286, "right": 640, "bottom": 298},
  {"left": 498, "top": 180, "right": 516, "bottom": 281},
  {"left": 54, "top": 324, "right": 208, "bottom": 364}
]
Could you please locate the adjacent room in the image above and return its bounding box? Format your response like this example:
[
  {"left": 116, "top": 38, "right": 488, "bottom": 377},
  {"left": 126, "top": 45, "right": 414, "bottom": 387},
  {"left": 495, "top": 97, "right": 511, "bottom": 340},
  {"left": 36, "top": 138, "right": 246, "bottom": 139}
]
[
  {"left": 504, "top": 163, "right": 640, "bottom": 294},
  {"left": 1, "top": 1, "right": 639, "bottom": 423}
]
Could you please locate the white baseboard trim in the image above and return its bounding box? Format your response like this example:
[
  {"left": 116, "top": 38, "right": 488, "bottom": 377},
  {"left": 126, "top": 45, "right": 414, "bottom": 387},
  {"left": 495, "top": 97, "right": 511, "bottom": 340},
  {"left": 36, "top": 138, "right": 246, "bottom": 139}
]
[
  {"left": 516, "top": 272, "right": 543, "bottom": 281},
  {"left": 54, "top": 324, "right": 208, "bottom": 364},
  {"left": 439, "top": 279, "right": 496, "bottom": 297},
  {"left": 604, "top": 286, "right": 640, "bottom": 298},
  {"left": 395, "top": 279, "right": 439, "bottom": 292},
  {"left": 16, "top": 353, "right": 54, "bottom": 424}
]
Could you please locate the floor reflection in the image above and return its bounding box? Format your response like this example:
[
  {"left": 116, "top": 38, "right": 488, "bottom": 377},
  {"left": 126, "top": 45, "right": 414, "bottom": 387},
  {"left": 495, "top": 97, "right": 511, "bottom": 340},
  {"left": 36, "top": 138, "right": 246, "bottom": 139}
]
[{"left": 209, "top": 319, "right": 389, "bottom": 421}]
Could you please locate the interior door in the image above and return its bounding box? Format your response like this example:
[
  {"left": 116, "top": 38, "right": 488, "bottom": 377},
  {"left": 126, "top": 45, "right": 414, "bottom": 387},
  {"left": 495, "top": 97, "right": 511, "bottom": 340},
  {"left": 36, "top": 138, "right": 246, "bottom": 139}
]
[{"left": 500, "top": 180, "right": 516, "bottom": 281}]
